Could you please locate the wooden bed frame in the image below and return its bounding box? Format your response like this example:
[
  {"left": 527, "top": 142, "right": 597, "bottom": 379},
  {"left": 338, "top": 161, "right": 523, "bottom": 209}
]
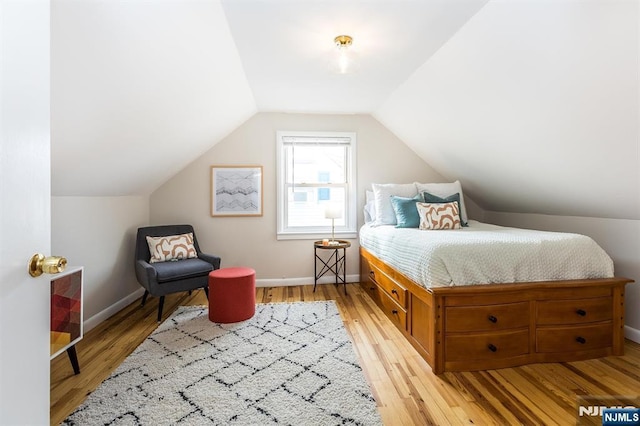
[{"left": 360, "top": 247, "right": 634, "bottom": 374}]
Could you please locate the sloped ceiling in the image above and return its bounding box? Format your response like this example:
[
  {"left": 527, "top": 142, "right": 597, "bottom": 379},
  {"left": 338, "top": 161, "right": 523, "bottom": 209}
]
[
  {"left": 51, "top": 0, "right": 639, "bottom": 222},
  {"left": 51, "top": 0, "right": 256, "bottom": 196},
  {"left": 375, "top": 1, "right": 640, "bottom": 220}
]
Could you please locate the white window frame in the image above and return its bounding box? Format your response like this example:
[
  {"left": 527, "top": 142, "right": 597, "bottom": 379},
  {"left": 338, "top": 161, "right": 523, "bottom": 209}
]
[{"left": 276, "top": 131, "right": 357, "bottom": 240}]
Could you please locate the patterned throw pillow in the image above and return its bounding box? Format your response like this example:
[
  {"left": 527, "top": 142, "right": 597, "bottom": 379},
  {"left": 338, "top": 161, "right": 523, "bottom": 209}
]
[
  {"left": 423, "top": 191, "right": 467, "bottom": 227},
  {"left": 417, "top": 202, "right": 462, "bottom": 230},
  {"left": 146, "top": 233, "right": 197, "bottom": 263},
  {"left": 415, "top": 180, "right": 469, "bottom": 225}
]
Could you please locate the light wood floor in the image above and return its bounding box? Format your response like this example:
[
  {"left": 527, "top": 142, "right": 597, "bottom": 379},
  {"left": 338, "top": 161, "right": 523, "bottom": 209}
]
[{"left": 51, "top": 283, "right": 640, "bottom": 425}]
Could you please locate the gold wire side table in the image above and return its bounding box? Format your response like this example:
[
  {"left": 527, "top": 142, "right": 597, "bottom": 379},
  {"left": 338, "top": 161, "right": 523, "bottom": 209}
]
[{"left": 313, "top": 240, "right": 351, "bottom": 295}]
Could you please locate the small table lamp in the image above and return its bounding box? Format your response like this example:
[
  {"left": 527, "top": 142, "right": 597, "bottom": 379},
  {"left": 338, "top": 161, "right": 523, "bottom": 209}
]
[{"left": 325, "top": 204, "right": 342, "bottom": 244}]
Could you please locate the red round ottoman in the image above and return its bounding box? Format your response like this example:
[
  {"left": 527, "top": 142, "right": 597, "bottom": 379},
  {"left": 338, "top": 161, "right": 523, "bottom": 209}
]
[{"left": 208, "top": 267, "right": 256, "bottom": 323}]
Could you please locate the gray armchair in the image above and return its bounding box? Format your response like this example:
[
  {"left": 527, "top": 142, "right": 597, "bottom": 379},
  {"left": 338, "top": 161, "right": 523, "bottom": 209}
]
[{"left": 135, "top": 224, "right": 221, "bottom": 321}]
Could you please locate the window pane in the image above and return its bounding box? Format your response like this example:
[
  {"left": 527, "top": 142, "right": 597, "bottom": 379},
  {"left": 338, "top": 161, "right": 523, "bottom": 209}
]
[
  {"left": 285, "top": 145, "right": 346, "bottom": 184},
  {"left": 317, "top": 188, "right": 330, "bottom": 201},
  {"left": 286, "top": 186, "right": 345, "bottom": 227},
  {"left": 292, "top": 191, "right": 308, "bottom": 202}
]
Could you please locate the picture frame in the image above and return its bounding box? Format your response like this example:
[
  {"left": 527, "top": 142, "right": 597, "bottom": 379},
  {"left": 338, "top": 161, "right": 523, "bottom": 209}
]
[{"left": 210, "top": 165, "right": 263, "bottom": 217}]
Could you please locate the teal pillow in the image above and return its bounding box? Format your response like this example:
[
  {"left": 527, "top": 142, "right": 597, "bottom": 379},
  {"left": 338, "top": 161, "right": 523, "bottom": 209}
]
[
  {"left": 422, "top": 191, "right": 467, "bottom": 227},
  {"left": 390, "top": 194, "right": 424, "bottom": 228}
]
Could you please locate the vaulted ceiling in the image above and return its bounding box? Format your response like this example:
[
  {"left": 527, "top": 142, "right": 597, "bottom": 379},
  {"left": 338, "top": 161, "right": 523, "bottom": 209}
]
[
  {"left": 51, "top": 0, "right": 639, "bottom": 220},
  {"left": 222, "top": 0, "right": 487, "bottom": 113}
]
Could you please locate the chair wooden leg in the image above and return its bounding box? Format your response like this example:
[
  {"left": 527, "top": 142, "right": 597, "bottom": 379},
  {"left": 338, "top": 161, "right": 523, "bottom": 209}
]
[
  {"left": 157, "top": 296, "right": 165, "bottom": 322},
  {"left": 141, "top": 290, "right": 149, "bottom": 306}
]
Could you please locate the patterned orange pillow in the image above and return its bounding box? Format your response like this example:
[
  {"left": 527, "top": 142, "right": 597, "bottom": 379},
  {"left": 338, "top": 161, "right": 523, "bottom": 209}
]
[
  {"left": 417, "top": 202, "right": 462, "bottom": 230},
  {"left": 146, "top": 233, "right": 197, "bottom": 263}
]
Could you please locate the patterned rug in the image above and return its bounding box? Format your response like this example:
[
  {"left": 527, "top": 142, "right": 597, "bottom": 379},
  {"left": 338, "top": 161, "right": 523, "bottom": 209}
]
[{"left": 63, "top": 301, "right": 382, "bottom": 425}]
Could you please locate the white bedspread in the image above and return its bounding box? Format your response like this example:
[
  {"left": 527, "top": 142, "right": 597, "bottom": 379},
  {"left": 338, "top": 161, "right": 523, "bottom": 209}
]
[{"left": 359, "top": 221, "right": 614, "bottom": 289}]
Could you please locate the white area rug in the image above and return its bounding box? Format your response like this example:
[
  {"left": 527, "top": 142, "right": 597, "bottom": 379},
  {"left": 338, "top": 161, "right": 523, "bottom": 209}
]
[{"left": 63, "top": 301, "right": 382, "bottom": 425}]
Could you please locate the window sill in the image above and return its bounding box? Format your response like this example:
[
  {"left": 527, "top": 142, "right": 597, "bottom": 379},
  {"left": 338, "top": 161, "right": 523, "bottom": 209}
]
[{"left": 277, "top": 231, "right": 358, "bottom": 241}]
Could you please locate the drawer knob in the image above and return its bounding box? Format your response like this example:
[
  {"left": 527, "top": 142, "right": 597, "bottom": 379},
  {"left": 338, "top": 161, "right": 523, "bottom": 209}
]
[
  {"left": 576, "top": 309, "right": 587, "bottom": 316},
  {"left": 369, "top": 270, "right": 375, "bottom": 279},
  {"left": 391, "top": 289, "right": 398, "bottom": 295},
  {"left": 392, "top": 310, "right": 398, "bottom": 315},
  {"left": 488, "top": 344, "right": 498, "bottom": 352},
  {"left": 488, "top": 315, "right": 498, "bottom": 323},
  {"left": 576, "top": 336, "right": 586, "bottom": 344},
  {"left": 369, "top": 286, "right": 376, "bottom": 291}
]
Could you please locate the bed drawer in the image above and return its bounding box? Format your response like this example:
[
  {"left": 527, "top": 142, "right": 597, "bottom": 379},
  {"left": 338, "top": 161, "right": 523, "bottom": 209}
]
[
  {"left": 379, "top": 288, "right": 407, "bottom": 331},
  {"left": 445, "top": 328, "right": 529, "bottom": 361},
  {"left": 536, "top": 322, "right": 612, "bottom": 353},
  {"left": 364, "top": 281, "right": 407, "bottom": 331},
  {"left": 361, "top": 281, "right": 380, "bottom": 304},
  {"left": 445, "top": 302, "right": 529, "bottom": 332},
  {"left": 368, "top": 263, "right": 407, "bottom": 308},
  {"left": 536, "top": 297, "right": 612, "bottom": 325}
]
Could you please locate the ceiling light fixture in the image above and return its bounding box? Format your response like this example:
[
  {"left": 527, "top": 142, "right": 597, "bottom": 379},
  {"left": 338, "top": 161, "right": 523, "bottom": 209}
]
[{"left": 329, "top": 35, "right": 358, "bottom": 74}]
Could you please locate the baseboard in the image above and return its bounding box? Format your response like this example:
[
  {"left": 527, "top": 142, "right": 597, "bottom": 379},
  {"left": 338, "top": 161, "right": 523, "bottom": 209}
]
[
  {"left": 84, "top": 288, "right": 145, "bottom": 333},
  {"left": 256, "top": 274, "right": 360, "bottom": 288},
  {"left": 83, "top": 277, "right": 362, "bottom": 331},
  {"left": 625, "top": 325, "right": 640, "bottom": 344}
]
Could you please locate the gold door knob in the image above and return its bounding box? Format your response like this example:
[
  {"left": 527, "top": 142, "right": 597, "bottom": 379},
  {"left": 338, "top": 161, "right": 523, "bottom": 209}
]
[{"left": 28, "top": 253, "right": 67, "bottom": 277}]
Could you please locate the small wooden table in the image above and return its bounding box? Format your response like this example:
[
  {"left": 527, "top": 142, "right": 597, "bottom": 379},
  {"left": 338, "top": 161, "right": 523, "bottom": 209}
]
[
  {"left": 50, "top": 266, "right": 83, "bottom": 375},
  {"left": 313, "top": 240, "right": 351, "bottom": 295}
]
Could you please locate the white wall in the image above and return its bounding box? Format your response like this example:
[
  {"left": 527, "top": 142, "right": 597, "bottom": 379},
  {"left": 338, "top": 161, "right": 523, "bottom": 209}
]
[
  {"left": 486, "top": 211, "right": 640, "bottom": 343},
  {"left": 52, "top": 196, "right": 149, "bottom": 329},
  {"left": 150, "top": 112, "right": 480, "bottom": 285},
  {"left": 376, "top": 0, "right": 639, "bottom": 220}
]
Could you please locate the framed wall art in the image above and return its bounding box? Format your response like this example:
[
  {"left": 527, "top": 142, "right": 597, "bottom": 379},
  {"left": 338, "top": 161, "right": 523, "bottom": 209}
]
[{"left": 211, "top": 165, "right": 263, "bottom": 217}]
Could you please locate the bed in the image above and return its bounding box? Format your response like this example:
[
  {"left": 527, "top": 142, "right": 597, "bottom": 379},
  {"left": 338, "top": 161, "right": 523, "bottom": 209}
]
[{"left": 359, "top": 184, "right": 633, "bottom": 374}]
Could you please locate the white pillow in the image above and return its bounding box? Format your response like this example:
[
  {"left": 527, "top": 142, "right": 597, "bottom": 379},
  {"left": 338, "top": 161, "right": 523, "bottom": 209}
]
[
  {"left": 364, "top": 190, "right": 376, "bottom": 223},
  {"left": 415, "top": 180, "right": 469, "bottom": 225},
  {"left": 371, "top": 183, "right": 418, "bottom": 225},
  {"left": 365, "top": 190, "right": 374, "bottom": 204},
  {"left": 363, "top": 201, "right": 375, "bottom": 223}
]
